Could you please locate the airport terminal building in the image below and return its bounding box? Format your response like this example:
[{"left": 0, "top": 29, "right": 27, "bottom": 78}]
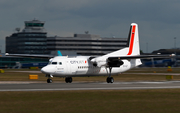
[
  {"left": 6, "top": 19, "right": 48, "bottom": 54},
  {"left": 47, "top": 34, "right": 127, "bottom": 56},
  {"left": 6, "top": 19, "right": 128, "bottom": 56}
]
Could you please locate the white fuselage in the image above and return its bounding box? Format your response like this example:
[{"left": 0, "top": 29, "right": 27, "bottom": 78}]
[{"left": 41, "top": 56, "right": 138, "bottom": 77}]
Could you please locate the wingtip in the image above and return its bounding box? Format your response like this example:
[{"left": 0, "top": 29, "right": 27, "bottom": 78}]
[
  {"left": 170, "top": 54, "right": 176, "bottom": 56},
  {"left": 5, "top": 53, "right": 9, "bottom": 56}
]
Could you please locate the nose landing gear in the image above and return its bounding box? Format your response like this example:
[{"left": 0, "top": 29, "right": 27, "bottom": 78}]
[
  {"left": 47, "top": 78, "right": 52, "bottom": 83},
  {"left": 46, "top": 74, "right": 53, "bottom": 83}
]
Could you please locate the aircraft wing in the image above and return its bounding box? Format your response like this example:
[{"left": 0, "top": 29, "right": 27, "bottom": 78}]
[
  {"left": 5, "top": 53, "right": 54, "bottom": 59},
  {"left": 108, "top": 54, "right": 175, "bottom": 61},
  {"left": 5, "top": 51, "right": 63, "bottom": 58}
]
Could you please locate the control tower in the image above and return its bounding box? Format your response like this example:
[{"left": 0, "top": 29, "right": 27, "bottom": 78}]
[
  {"left": 6, "top": 19, "right": 48, "bottom": 54},
  {"left": 22, "top": 19, "right": 46, "bottom": 33}
]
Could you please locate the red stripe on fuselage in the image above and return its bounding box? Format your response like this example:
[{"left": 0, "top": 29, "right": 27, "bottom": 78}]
[{"left": 127, "top": 25, "right": 136, "bottom": 55}]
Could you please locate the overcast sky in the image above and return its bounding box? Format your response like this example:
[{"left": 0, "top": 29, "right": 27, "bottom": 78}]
[{"left": 0, "top": 0, "right": 180, "bottom": 53}]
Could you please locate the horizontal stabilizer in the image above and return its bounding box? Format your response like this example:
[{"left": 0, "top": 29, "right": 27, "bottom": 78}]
[{"left": 108, "top": 54, "right": 175, "bottom": 61}]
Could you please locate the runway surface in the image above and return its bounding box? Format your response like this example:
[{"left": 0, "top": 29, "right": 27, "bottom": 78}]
[
  {"left": 1, "top": 81, "right": 180, "bottom": 91},
  {"left": 11, "top": 70, "right": 180, "bottom": 75}
]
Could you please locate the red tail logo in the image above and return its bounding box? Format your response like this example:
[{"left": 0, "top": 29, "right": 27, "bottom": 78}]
[{"left": 127, "top": 25, "right": 136, "bottom": 55}]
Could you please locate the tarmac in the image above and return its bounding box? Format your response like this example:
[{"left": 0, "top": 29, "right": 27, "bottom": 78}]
[{"left": 1, "top": 81, "right": 180, "bottom": 91}]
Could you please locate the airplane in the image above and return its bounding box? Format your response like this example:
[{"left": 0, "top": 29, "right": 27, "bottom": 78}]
[
  {"left": 6, "top": 23, "right": 173, "bottom": 83},
  {"left": 40, "top": 23, "right": 173, "bottom": 83}
]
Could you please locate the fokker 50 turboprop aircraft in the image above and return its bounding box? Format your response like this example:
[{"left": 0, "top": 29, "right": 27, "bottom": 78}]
[
  {"left": 6, "top": 23, "right": 173, "bottom": 83},
  {"left": 40, "top": 23, "right": 173, "bottom": 83}
]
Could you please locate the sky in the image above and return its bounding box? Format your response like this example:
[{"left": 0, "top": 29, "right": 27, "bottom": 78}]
[{"left": 0, "top": 0, "right": 180, "bottom": 53}]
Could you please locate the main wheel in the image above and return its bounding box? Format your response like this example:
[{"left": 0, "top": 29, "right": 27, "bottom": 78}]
[
  {"left": 106, "top": 77, "right": 110, "bottom": 83},
  {"left": 65, "top": 77, "right": 73, "bottom": 83},
  {"left": 110, "top": 77, "right": 114, "bottom": 83},
  {"left": 106, "top": 77, "right": 114, "bottom": 83},
  {"left": 65, "top": 77, "right": 69, "bottom": 83},
  {"left": 69, "top": 77, "right": 72, "bottom": 83}
]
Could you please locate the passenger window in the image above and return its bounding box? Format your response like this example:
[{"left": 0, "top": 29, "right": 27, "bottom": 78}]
[
  {"left": 59, "top": 62, "right": 62, "bottom": 65},
  {"left": 52, "top": 62, "right": 57, "bottom": 65}
]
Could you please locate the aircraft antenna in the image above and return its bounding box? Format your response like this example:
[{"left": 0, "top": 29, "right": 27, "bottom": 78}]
[{"left": 15, "top": 28, "right": 21, "bottom": 33}]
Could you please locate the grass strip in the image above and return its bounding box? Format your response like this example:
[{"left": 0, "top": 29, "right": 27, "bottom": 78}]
[{"left": 0, "top": 89, "right": 180, "bottom": 113}]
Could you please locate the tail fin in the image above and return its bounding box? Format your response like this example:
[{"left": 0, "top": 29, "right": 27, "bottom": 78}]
[
  {"left": 105, "top": 23, "right": 140, "bottom": 57},
  {"left": 126, "top": 23, "right": 140, "bottom": 55},
  {"left": 57, "top": 51, "right": 62, "bottom": 56}
]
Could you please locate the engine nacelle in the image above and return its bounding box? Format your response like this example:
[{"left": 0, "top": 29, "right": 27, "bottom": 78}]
[
  {"left": 96, "top": 60, "right": 107, "bottom": 67},
  {"left": 91, "top": 57, "right": 108, "bottom": 67},
  {"left": 91, "top": 57, "right": 124, "bottom": 67}
]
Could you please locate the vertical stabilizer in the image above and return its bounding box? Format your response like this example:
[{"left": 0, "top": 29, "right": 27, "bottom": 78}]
[
  {"left": 127, "top": 23, "right": 140, "bottom": 56},
  {"left": 104, "top": 23, "right": 140, "bottom": 57},
  {"left": 58, "top": 51, "right": 62, "bottom": 56}
]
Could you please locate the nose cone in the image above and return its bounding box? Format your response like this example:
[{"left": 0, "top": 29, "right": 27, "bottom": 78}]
[
  {"left": 41, "top": 66, "right": 54, "bottom": 74},
  {"left": 41, "top": 66, "right": 48, "bottom": 74}
]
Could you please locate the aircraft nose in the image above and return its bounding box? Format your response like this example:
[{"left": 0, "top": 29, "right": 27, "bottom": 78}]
[
  {"left": 41, "top": 66, "right": 56, "bottom": 74},
  {"left": 41, "top": 66, "right": 49, "bottom": 74}
]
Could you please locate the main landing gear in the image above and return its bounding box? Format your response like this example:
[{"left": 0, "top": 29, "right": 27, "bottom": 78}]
[
  {"left": 106, "top": 67, "right": 114, "bottom": 83},
  {"left": 106, "top": 77, "right": 114, "bottom": 83},
  {"left": 65, "top": 77, "right": 72, "bottom": 83}
]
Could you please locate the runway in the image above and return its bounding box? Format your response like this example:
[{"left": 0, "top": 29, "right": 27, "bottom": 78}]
[{"left": 1, "top": 81, "right": 180, "bottom": 91}]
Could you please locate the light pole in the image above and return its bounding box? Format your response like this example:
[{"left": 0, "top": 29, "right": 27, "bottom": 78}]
[
  {"left": 0, "top": 45, "right": 1, "bottom": 53},
  {"left": 174, "top": 37, "right": 177, "bottom": 66},
  {"left": 146, "top": 42, "right": 148, "bottom": 53},
  {"left": 174, "top": 37, "right": 176, "bottom": 55}
]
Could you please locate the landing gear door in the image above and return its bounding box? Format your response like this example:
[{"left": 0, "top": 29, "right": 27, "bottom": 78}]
[
  {"left": 66, "top": 60, "right": 78, "bottom": 75},
  {"left": 65, "top": 60, "right": 70, "bottom": 74},
  {"left": 70, "top": 63, "right": 77, "bottom": 75}
]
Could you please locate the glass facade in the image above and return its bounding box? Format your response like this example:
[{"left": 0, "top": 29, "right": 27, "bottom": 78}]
[
  {"left": 6, "top": 32, "right": 48, "bottom": 54},
  {"left": 47, "top": 35, "right": 128, "bottom": 56},
  {"left": 25, "top": 23, "right": 44, "bottom": 27},
  {"left": 0, "top": 57, "right": 48, "bottom": 68}
]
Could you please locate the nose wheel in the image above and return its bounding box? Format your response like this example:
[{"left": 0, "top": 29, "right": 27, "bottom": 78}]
[
  {"left": 46, "top": 74, "right": 53, "bottom": 83},
  {"left": 47, "top": 79, "right": 52, "bottom": 83}
]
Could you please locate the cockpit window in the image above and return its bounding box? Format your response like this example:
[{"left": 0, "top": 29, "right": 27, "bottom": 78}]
[
  {"left": 51, "top": 62, "right": 57, "bottom": 65},
  {"left": 59, "top": 62, "right": 62, "bottom": 65},
  {"left": 48, "top": 61, "right": 52, "bottom": 65}
]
